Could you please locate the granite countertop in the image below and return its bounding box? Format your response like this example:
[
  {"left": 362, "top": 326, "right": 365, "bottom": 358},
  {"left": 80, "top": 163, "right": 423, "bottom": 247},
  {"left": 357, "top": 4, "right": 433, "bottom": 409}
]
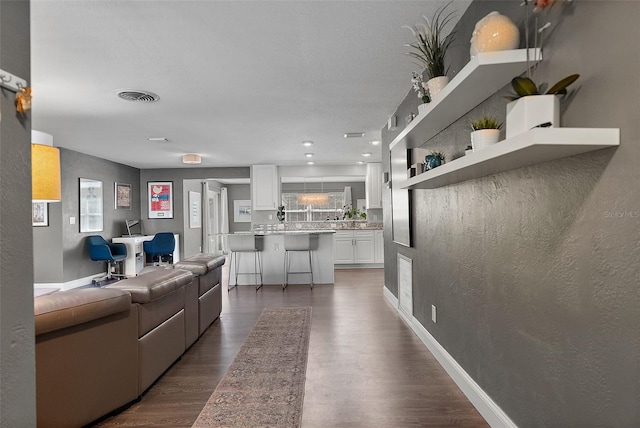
[{"left": 252, "top": 230, "right": 336, "bottom": 235}]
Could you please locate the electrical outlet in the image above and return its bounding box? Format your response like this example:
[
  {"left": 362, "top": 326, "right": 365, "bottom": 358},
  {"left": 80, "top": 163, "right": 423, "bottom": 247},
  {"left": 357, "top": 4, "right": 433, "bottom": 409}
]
[
  {"left": 431, "top": 305, "right": 437, "bottom": 323},
  {"left": 268, "top": 214, "right": 273, "bottom": 220},
  {"left": 69, "top": 216, "right": 76, "bottom": 225}
]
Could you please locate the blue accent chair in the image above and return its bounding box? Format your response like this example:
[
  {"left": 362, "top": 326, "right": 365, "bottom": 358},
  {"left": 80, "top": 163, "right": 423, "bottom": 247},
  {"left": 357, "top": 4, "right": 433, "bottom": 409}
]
[
  {"left": 87, "top": 235, "right": 127, "bottom": 282},
  {"left": 143, "top": 232, "right": 175, "bottom": 266}
]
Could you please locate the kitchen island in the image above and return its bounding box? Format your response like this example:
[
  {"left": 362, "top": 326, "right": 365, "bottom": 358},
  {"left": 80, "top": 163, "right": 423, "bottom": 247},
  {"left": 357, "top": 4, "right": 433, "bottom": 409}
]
[{"left": 228, "top": 230, "right": 335, "bottom": 286}]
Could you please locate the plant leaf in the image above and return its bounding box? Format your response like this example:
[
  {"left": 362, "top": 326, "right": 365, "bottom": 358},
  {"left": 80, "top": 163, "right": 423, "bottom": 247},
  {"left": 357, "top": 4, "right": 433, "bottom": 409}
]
[
  {"left": 512, "top": 77, "right": 539, "bottom": 97},
  {"left": 546, "top": 74, "right": 580, "bottom": 95}
]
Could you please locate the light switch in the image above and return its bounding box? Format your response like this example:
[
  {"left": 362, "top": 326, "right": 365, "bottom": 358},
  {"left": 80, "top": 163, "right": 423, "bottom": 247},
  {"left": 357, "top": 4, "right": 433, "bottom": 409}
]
[{"left": 69, "top": 216, "right": 76, "bottom": 225}]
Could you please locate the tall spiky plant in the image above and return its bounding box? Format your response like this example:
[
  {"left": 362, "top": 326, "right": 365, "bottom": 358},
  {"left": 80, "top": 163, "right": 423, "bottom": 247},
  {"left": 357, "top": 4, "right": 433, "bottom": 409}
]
[{"left": 404, "top": 2, "right": 456, "bottom": 79}]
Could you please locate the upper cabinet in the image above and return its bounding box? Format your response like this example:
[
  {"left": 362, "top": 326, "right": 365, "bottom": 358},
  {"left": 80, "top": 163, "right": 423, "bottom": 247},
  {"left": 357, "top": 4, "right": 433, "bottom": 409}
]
[
  {"left": 251, "top": 164, "right": 279, "bottom": 210},
  {"left": 365, "top": 162, "right": 382, "bottom": 209},
  {"left": 389, "top": 49, "right": 541, "bottom": 151}
]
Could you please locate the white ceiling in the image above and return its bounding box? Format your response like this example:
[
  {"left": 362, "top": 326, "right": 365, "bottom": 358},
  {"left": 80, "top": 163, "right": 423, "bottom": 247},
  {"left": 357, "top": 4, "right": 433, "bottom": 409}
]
[{"left": 31, "top": 1, "right": 469, "bottom": 169}]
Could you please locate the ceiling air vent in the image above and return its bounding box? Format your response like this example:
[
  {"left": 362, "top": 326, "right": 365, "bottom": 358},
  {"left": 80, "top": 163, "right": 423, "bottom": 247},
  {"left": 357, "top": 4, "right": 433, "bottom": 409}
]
[{"left": 117, "top": 90, "right": 160, "bottom": 103}]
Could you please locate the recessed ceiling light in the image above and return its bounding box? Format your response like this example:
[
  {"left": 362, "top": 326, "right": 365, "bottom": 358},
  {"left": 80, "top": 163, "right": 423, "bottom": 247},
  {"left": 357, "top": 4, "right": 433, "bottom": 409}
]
[
  {"left": 182, "top": 154, "right": 202, "bottom": 164},
  {"left": 148, "top": 137, "right": 168, "bottom": 142},
  {"left": 307, "top": 161, "right": 315, "bottom": 165},
  {"left": 357, "top": 161, "right": 365, "bottom": 165},
  {"left": 305, "top": 153, "right": 314, "bottom": 158},
  {"left": 302, "top": 140, "right": 314, "bottom": 147},
  {"left": 370, "top": 140, "right": 381, "bottom": 146},
  {"left": 361, "top": 152, "right": 372, "bottom": 157},
  {"left": 344, "top": 132, "right": 365, "bottom": 138}
]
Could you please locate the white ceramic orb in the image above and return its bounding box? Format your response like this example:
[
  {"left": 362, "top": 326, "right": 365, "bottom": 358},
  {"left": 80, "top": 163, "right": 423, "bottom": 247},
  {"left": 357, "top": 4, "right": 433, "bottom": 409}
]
[{"left": 470, "top": 11, "right": 520, "bottom": 58}]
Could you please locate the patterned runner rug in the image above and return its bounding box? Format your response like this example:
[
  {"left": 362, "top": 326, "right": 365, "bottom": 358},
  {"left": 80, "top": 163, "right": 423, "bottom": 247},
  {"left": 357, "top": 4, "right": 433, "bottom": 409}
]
[{"left": 193, "top": 307, "right": 312, "bottom": 428}]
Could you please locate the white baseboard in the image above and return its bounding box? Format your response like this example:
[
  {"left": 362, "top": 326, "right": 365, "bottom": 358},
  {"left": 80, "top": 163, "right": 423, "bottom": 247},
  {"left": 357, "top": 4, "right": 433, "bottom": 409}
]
[
  {"left": 35, "top": 272, "right": 105, "bottom": 291},
  {"left": 382, "top": 285, "right": 516, "bottom": 428}
]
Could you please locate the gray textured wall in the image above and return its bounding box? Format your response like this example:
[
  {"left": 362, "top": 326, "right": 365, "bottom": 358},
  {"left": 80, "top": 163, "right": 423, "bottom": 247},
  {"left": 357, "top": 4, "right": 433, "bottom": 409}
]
[
  {"left": 0, "top": 1, "right": 36, "bottom": 424},
  {"left": 53, "top": 149, "right": 141, "bottom": 282},
  {"left": 382, "top": 1, "right": 640, "bottom": 426},
  {"left": 227, "top": 183, "right": 251, "bottom": 233}
]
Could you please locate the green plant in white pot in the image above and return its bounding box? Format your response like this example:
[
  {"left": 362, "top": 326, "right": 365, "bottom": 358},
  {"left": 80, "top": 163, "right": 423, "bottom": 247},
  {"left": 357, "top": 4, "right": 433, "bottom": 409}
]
[
  {"left": 404, "top": 2, "right": 456, "bottom": 100},
  {"left": 505, "top": 74, "right": 579, "bottom": 138},
  {"left": 470, "top": 116, "right": 503, "bottom": 151}
]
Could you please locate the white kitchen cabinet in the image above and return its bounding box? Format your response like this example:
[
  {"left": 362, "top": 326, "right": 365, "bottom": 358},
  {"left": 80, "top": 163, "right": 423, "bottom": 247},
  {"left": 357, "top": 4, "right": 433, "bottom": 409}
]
[
  {"left": 365, "top": 162, "right": 382, "bottom": 209},
  {"left": 374, "top": 230, "right": 384, "bottom": 263},
  {"left": 354, "top": 231, "right": 375, "bottom": 263},
  {"left": 333, "top": 230, "right": 379, "bottom": 265},
  {"left": 333, "top": 231, "right": 355, "bottom": 264},
  {"left": 251, "top": 164, "right": 279, "bottom": 210}
]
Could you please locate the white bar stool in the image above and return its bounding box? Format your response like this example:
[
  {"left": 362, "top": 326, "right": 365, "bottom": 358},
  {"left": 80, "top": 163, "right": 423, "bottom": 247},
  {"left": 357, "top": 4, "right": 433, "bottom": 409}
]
[
  {"left": 228, "top": 234, "right": 263, "bottom": 291},
  {"left": 283, "top": 234, "right": 313, "bottom": 290}
]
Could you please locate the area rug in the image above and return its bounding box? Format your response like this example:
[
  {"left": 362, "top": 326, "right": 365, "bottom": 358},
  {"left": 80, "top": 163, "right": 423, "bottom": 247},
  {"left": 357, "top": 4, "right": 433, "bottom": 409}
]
[{"left": 192, "top": 307, "right": 312, "bottom": 428}]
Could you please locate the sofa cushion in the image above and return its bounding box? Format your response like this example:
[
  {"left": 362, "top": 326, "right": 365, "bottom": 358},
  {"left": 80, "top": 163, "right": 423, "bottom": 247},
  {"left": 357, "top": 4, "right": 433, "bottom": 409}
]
[
  {"left": 175, "top": 254, "right": 225, "bottom": 276},
  {"left": 34, "top": 288, "right": 131, "bottom": 336},
  {"left": 107, "top": 268, "right": 193, "bottom": 303}
]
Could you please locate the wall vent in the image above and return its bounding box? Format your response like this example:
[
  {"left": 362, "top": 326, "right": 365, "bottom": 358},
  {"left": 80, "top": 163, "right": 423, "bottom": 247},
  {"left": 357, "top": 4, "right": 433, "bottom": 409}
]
[{"left": 117, "top": 90, "right": 160, "bottom": 103}]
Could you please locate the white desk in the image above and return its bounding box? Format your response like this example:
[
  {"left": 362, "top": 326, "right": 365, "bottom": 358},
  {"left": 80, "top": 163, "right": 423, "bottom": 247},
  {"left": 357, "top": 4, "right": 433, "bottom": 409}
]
[{"left": 112, "top": 234, "right": 180, "bottom": 277}]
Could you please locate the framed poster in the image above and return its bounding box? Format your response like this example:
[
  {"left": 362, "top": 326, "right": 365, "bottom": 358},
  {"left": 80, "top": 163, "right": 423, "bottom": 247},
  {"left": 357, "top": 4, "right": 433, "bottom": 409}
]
[
  {"left": 80, "top": 178, "right": 103, "bottom": 232},
  {"left": 148, "top": 181, "right": 173, "bottom": 219},
  {"left": 234, "top": 199, "right": 251, "bottom": 223},
  {"left": 32, "top": 202, "right": 48, "bottom": 227},
  {"left": 115, "top": 182, "right": 132, "bottom": 210},
  {"left": 189, "top": 191, "right": 201, "bottom": 229}
]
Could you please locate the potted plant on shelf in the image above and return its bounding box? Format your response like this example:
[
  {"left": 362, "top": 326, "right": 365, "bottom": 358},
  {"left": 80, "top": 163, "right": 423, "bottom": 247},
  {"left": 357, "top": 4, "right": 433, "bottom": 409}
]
[
  {"left": 411, "top": 71, "right": 431, "bottom": 115},
  {"left": 404, "top": 2, "right": 456, "bottom": 100},
  {"left": 470, "top": 116, "right": 503, "bottom": 151},
  {"left": 505, "top": 74, "right": 579, "bottom": 138},
  {"left": 504, "top": 0, "right": 579, "bottom": 138},
  {"left": 424, "top": 151, "right": 445, "bottom": 171}
]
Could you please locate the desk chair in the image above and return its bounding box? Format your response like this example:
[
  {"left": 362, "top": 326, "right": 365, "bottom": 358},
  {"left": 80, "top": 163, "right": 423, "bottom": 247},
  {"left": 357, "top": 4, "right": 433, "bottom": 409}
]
[
  {"left": 87, "top": 235, "right": 127, "bottom": 284},
  {"left": 228, "top": 234, "right": 262, "bottom": 291},
  {"left": 143, "top": 232, "right": 175, "bottom": 266},
  {"left": 283, "top": 234, "right": 313, "bottom": 290}
]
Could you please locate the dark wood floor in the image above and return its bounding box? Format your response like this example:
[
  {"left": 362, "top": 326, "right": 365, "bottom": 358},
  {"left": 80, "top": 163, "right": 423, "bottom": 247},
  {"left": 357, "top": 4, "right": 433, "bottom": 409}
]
[{"left": 95, "top": 267, "right": 487, "bottom": 427}]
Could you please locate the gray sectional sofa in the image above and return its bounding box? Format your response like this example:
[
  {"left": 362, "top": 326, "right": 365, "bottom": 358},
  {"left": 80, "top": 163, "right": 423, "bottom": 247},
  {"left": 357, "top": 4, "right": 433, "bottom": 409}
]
[{"left": 34, "top": 254, "right": 225, "bottom": 427}]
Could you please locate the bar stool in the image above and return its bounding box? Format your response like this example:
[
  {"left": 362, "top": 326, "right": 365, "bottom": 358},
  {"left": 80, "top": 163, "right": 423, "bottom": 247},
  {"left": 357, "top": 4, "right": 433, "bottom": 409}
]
[
  {"left": 227, "top": 234, "right": 263, "bottom": 291},
  {"left": 283, "top": 233, "right": 313, "bottom": 290}
]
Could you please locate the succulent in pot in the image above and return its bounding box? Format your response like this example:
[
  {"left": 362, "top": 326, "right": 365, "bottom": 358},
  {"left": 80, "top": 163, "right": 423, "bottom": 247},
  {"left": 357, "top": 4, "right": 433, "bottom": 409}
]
[
  {"left": 424, "top": 151, "right": 445, "bottom": 171},
  {"left": 470, "top": 116, "right": 503, "bottom": 151}
]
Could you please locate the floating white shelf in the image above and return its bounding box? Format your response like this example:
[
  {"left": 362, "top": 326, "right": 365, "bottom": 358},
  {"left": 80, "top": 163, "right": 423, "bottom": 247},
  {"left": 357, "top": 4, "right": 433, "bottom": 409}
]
[
  {"left": 389, "top": 48, "right": 541, "bottom": 151},
  {"left": 400, "top": 128, "right": 620, "bottom": 190}
]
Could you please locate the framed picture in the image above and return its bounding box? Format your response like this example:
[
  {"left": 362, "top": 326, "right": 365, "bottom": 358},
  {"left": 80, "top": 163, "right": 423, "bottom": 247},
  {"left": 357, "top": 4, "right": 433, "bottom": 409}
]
[
  {"left": 115, "top": 182, "right": 132, "bottom": 210},
  {"left": 234, "top": 199, "right": 251, "bottom": 223},
  {"left": 148, "top": 181, "right": 173, "bottom": 219},
  {"left": 79, "top": 178, "right": 103, "bottom": 232},
  {"left": 32, "top": 202, "right": 48, "bottom": 227},
  {"left": 189, "top": 191, "right": 201, "bottom": 229}
]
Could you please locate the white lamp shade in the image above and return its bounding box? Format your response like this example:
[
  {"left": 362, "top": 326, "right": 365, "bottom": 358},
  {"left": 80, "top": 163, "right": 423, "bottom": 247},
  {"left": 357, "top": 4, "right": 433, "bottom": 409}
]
[{"left": 32, "top": 144, "right": 61, "bottom": 202}]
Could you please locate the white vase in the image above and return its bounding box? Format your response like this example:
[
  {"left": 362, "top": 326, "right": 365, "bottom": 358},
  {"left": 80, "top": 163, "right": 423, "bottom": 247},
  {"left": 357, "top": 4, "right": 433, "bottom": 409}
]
[
  {"left": 471, "top": 129, "right": 501, "bottom": 151},
  {"left": 506, "top": 95, "right": 560, "bottom": 139},
  {"left": 417, "top": 103, "right": 430, "bottom": 115},
  {"left": 427, "top": 76, "right": 449, "bottom": 100}
]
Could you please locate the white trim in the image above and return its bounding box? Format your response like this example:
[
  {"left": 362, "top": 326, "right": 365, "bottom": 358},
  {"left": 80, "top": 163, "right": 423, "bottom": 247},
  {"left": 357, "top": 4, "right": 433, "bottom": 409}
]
[
  {"left": 34, "top": 272, "right": 105, "bottom": 291},
  {"left": 383, "top": 285, "right": 398, "bottom": 307},
  {"left": 383, "top": 285, "right": 517, "bottom": 428}
]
